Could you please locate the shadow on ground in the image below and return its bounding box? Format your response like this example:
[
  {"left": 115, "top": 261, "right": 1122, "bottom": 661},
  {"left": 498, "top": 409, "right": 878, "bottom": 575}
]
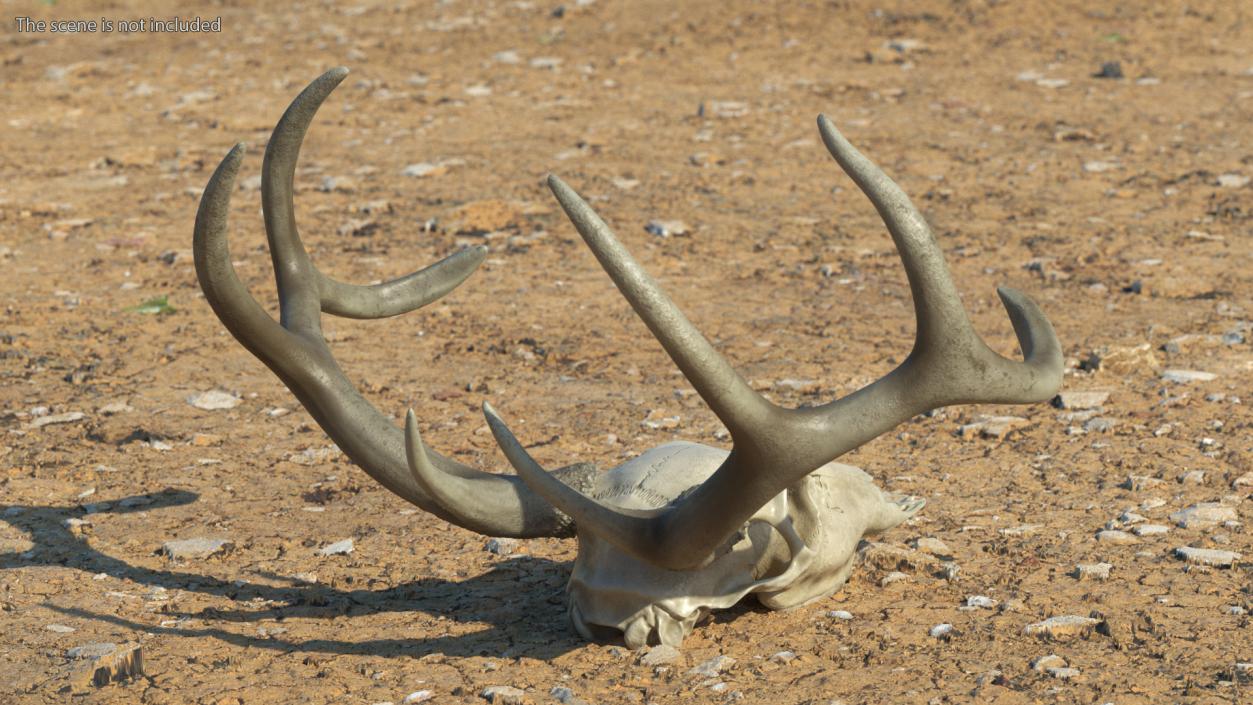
[{"left": 1, "top": 490, "right": 583, "bottom": 659}]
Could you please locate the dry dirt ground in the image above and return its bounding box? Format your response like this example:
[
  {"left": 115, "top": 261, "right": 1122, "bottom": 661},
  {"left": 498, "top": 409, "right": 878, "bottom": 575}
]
[{"left": 1, "top": 1, "right": 1250, "bottom": 703}]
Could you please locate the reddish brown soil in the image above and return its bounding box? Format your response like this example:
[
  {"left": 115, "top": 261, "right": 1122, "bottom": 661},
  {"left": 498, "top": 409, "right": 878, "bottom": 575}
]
[{"left": 1, "top": 2, "right": 1250, "bottom": 703}]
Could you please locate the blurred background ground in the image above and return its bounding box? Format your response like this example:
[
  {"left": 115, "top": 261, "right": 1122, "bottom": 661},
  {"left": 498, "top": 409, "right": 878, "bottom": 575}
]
[{"left": 0, "top": 1, "right": 1249, "bottom": 703}]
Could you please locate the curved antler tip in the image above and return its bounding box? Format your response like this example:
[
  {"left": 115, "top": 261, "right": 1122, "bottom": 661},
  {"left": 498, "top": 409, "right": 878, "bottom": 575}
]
[
  {"left": 993, "top": 286, "right": 1031, "bottom": 311},
  {"left": 992, "top": 286, "right": 1064, "bottom": 385},
  {"left": 317, "top": 66, "right": 350, "bottom": 84},
  {"left": 546, "top": 173, "right": 571, "bottom": 193},
  {"left": 404, "top": 408, "right": 418, "bottom": 426}
]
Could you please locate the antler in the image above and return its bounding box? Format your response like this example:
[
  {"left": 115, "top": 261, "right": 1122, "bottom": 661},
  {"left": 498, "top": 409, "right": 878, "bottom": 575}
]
[
  {"left": 480, "top": 115, "right": 1063, "bottom": 569},
  {"left": 193, "top": 67, "right": 574, "bottom": 537}
]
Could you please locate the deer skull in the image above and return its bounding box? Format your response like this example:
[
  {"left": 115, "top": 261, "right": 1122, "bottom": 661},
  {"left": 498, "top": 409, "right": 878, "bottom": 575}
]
[
  {"left": 553, "top": 441, "right": 924, "bottom": 647},
  {"left": 194, "top": 68, "right": 1062, "bottom": 648}
]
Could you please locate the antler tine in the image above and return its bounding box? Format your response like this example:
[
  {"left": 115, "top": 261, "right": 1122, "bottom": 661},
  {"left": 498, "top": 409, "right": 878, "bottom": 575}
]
[
  {"left": 194, "top": 69, "right": 572, "bottom": 538},
  {"left": 264, "top": 67, "right": 478, "bottom": 327},
  {"left": 500, "top": 120, "right": 1062, "bottom": 571},
  {"left": 546, "top": 176, "right": 775, "bottom": 444},
  {"left": 195, "top": 143, "right": 293, "bottom": 362}
]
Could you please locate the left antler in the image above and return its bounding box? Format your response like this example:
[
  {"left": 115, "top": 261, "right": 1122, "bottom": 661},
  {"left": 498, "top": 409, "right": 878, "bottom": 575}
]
[
  {"left": 465, "top": 115, "right": 1062, "bottom": 569},
  {"left": 194, "top": 68, "right": 577, "bottom": 537}
]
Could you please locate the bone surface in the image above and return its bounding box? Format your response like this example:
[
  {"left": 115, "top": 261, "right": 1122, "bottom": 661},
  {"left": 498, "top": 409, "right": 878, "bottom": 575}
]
[{"left": 196, "top": 68, "right": 1061, "bottom": 649}]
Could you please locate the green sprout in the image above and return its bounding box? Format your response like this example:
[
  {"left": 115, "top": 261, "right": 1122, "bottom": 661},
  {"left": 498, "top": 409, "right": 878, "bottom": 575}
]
[{"left": 128, "top": 295, "right": 176, "bottom": 315}]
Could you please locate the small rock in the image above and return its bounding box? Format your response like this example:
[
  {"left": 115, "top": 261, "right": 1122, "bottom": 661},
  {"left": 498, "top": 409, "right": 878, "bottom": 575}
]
[
  {"left": 1031, "top": 654, "right": 1067, "bottom": 672},
  {"left": 186, "top": 390, "right": 241, "bottom": 410},
  {"left": 1095, "top": 529, "right": 1138, "bottom": 545},
  {"left": 1073, "top": 563, "right": 1112, "bottom": 581},
  {"left": 880, "top": 571, "right": 910, "bottom": 586},
  {"left": 161, "top": 538, "right": 232, "bottom": 560},
  {"left": 640, "top": 644, "right": 680, "bottom": 666},
  {"left": 912, "top": 537, "right": 952, "bottom": 557},
  {"left": 1052, "top": 391, "right": 1109, "bottom": 410},
  {"left": 548, "top": 686, "right": 581, "bottom": 704},
  {"left": 1048, "top": 666, "right": 1081, "bottom": 680},
  {"left": 958, "top": 415, "right": 1030, "bottom": 440},
  {"left": 1178, "top": 470, "right": 1206, "bottom": 485},
  {"left": 1225, "top": 605, "right": 1246, "bottom": 615},
  {"left": 402, "top": 163, "right": 448, "bottom": 178},
  {"left": 191, "top": 433, "right": 221, "bottom": 447},
  {"left": 1086, "top": 343, "right": 1158, "bottom": 374},
  {"left": 999, "top": 524, "right": 1043, "bottom": 537},
  {"left": 68, "top": 642, "right": 142, "bottom": 691},
  {"left": 641, "top": 410, "right": 681, "bottom": 430},
  {"left": 828, "top": 610, "right": 854, "bottom": 621},
  {"left": 1117, "top": 510, "right": 1147, "bottom": 525},
  {"left": 337, "top": 218, "right": 378, "bottom": 238},
  {"left": 1233, "top": 471, "right": 1253, "bottom": 489},
  {"left": 480, "top": 685, "right": 526, "bottom": 705},
  {"left": 401, "top": 691, "right": 434, "bottom": 704},
  {"left": 289, "top": 445, "right": 342, "bottom": 466},
  {"left": 530, "top": 56, "right": 562, "bottom": 70},
  {"left": 1161, "top": 369, "right": 1217, "bottom": 383},
  {"left": 772, "top": 378, "right": 820, "bottom": 393},
  {"left": 1092, "top": 61, "right": 1123, "bottom": 79},
  {"left": 965, "top": 595, "right": 997, "bottom": 609},
  {"left": 1169, "top": 503, "right": 1238, "bottom": 529},
  {"left": 319, "top": 175, "right": 356, "bottom": 192},
  {"left": 27, "top": 411, "right": 86, "bottom": 429},
  {"left": 97, "top": 401, "right": 133, "bottom": 415},
  {"left": 644, "top": 219, "right": 690, "bottom": 238},
  {"left": 1023, "top": 615, "right": 1101, "bottom": 639},
  {"left": 706, "top": 100, "right": 749, "bottom": 118},
  {"left": 318, "top": 539, "right": 354, "bottom": 556},
  {"left": 46, "top": 624, "right": 76, "bottom": 633},
  {"left": 1174, "top": 546, "right": 1241, "bottom": 568},
  {"left": 485, "top": 537, "right": 518, "bottom": 556},
  {"left": 1133, "top": 524, "right": 1170, "bottom": 537},
  {"left": 1083, "top": 160, "right": 1118, "bottom": 173},
  {"left": 929, "top": 623, "right": 955, "bottom": 639},
  {"left": 1083, "top": 416, "right": 1116, "bottom": 433},
  {"left": 1236, "top": 663, "right": 1253, "bottom": 682},
  {"left": 688, "top": 655, "right": 735, "bottom": 678},
  {"left": 1217, "top": 173, "right": 1250, "bottom": 188},
  {"left": 1122, "top": 475, "right": 1164, "bottom": 490}
]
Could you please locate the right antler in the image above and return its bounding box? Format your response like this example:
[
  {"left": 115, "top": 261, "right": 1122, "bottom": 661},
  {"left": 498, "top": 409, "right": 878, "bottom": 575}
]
[
  {"left": 193, "top": 68, "right": 574, "bottom": 537},
  {"left": 465, "top": 115, "right": 1063, "bottom": 569}
]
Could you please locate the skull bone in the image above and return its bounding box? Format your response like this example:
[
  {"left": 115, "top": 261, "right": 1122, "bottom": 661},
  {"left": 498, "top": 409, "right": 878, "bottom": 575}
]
[{"left": 566, "top": 442, "right": 923, "bottom": 648}]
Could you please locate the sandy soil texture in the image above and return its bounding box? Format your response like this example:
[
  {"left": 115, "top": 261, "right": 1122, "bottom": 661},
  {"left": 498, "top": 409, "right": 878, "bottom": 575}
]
[{"left": 1, "top": 1, "right": 1250, "bottom": 703}]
